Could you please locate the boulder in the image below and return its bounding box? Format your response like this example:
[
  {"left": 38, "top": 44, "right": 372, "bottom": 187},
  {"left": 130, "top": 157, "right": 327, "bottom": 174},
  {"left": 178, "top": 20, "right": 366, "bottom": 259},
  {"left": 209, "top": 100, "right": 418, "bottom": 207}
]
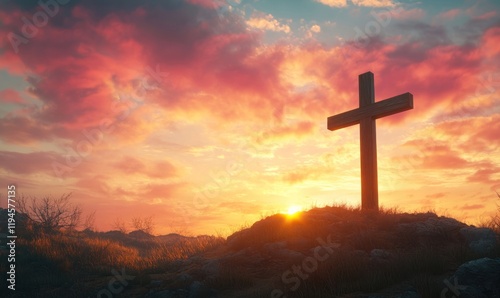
[
  {"left": 445, "top": 258, "right": 500, "bottom": 298},
  {"left": 370, "top": 248, "right": 391, "bottom": 261},
  {"left": 263, "top": 241, "right": 304, "bottom": 260},
  {"left": 460, "top": 227, "right": 497, "bottom": 255},
  {"left": 202, "top": 259, "right": 220, "bottom": 276}
]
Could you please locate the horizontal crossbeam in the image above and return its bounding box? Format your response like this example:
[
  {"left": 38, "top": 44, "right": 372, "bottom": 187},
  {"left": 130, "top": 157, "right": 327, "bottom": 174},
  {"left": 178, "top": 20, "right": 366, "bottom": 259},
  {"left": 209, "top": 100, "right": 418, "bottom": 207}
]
[{"left": 327, "top": 93, "right": 413, "bottom": 131}]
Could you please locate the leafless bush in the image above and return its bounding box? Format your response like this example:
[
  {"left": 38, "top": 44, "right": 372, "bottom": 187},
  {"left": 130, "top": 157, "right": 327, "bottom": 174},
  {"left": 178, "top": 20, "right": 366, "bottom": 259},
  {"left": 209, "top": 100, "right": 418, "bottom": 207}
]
[
  {"left": 131, "top": 216, "right": 155, "bottom": 234},
  {"left": 112, "top": 216, "right": 156, "bottom": 234},
  {"left": 17, "top": 193, "right": 82, "bottom": 233},
  {"left": 113, "top": 217, "right": 129, "bottom": 234},
  {"left": 82, "top": 210, "right": 96, "bottom": 231}
]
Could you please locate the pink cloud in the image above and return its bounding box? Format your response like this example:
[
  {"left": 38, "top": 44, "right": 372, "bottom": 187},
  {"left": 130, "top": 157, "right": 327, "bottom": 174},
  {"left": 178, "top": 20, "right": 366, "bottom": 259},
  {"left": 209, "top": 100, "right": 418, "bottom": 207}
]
[
  {"left": 391, "top": 8, "right": 425, "bottom": 20},
  {"left": 0, "top": 89, "right": 24, "bottom": 103},
  {"left": 467, "top": 165, "right": 500, "bottom": 185},
  {"left": 472, "top": 11, "right": 497, "bottom": 21},
  {"left": 0, "top": 115, "right": 55, "bottom": 144},
  {"left": 0, "top": 1, "right": 497, "bottom": 147},
  {"left": 0, "top": 151, "right": 58, "bottom": 175},
  {"left": 113, "top": 156, "right": 178, "bottom": 178},
  {"left": 438, "top": 8, "right": 461, "bottom": 20}
]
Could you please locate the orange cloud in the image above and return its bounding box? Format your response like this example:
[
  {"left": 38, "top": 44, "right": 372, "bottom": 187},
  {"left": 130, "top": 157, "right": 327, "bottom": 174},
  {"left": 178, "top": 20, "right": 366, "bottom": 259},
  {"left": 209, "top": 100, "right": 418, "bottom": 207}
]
[
  {"left": 255, "top": 121, "right": 315, "bottom": 144},
  {"left": 314, "top": 0, "right": 347, "bottom": 8},
  {"left": 247, "top": 14, "right": 291, "bottom": 33},
  {"left": 351, "top": 0, "right": 395, "bottom": 7}
]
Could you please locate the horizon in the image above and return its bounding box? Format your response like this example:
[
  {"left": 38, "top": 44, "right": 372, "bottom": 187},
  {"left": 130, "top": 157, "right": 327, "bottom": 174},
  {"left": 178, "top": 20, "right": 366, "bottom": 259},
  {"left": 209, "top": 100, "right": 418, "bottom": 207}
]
[{"left": 1, "top": 0, "right": 499, "bottom": 236}]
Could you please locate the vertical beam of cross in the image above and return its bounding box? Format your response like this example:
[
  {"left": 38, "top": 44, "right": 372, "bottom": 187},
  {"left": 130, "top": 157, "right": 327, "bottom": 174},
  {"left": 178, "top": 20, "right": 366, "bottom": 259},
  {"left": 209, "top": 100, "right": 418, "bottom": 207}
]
[
  {"left": 359, "top": 72, "right": 378, "bottom": 210},
  {"left": 327, "top": 72, "right": 413, "bottom": 211}
]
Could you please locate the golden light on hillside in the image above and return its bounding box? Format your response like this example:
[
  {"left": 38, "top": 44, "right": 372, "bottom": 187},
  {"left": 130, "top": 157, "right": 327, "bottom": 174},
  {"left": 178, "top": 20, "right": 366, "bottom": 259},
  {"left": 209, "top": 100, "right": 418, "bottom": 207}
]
[{"left": 286, "top": 205, "right": 303, "bottom": 216}]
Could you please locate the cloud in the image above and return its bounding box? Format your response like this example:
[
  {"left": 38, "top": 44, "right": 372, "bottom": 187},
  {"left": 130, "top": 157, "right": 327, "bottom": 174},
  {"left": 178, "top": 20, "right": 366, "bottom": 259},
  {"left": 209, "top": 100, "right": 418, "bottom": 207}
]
[
  {"left": 1, "top": 0, "right": 497, "bottom": 147},
  {"left": 310, "top": 25, "right": 321, "bottom": 33},
  {"left": 282, "top": 166, "right": 329, "bottom": 184},
  {"left": 472, "top": 11, "right": 497, "bottom": 21},
  {"left": 460, "top": 204, "right": 485, "bottom": 210},
  {"left": 315, "top": 0, "right": 395, "bottom": 8},
  {"left": 0, "top": 0, "right": 289, "bottom": 145},
  {"left": 246, "top": 14, "right": 291, "bottom": 33},
  {"left": 438, "top": 8, "right": 461, "bottom": 20},
  {"left": 255, "top": 121, "right": 315, "bottom": 144},
  {"left": 0, "top": 151, "right": 58, "bottom": 175},
  {"left": 217, "top": 200, "right": 261, "bottom": 213},
  {"left": 0, "top": 89, "right": 24, "bottom": 103},
  {"left": 391, "top": 8, "right": 425, "bottom": 20},
  {"left": 467, "top": 165, "right": 500, "bottom": 185},
  {"left": 426, "top": 192, "right": 446, "bottom": 199},
  {"left": 113, "top": 156, "right": 178, "bottom": 178},
  {"left": 351, "top": 0, "right": 396, "bottom": 7},
  {"left": 0, "top": 115, "right": 54, "bottom": 144},
  {"left": 314, "top": 0, "right": 347, "bottom": 7}
]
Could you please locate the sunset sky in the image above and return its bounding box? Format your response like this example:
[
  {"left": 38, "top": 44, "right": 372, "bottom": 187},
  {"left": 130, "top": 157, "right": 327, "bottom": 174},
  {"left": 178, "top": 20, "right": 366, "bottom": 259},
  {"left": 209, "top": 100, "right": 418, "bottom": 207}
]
[{"left": 0, "top": 0, "right": 499, "bottom": 235}]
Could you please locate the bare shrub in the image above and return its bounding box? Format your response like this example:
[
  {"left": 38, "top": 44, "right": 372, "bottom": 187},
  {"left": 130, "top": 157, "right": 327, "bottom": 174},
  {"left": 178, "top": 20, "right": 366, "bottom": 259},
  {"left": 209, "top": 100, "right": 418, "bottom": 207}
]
[
  {"left": 131, "top": 216, "right": 155, "bottom": 234},
  {"left": 113, "top": 217, "right": 129, "bottom": 234},
  {"left": 17, "top": 193, "right": 82, "bottom": 233}
]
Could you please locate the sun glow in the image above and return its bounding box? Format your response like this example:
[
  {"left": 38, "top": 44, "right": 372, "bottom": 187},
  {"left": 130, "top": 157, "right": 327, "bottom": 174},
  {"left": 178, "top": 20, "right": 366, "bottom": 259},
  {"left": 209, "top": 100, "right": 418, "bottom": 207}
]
[{"left": 286, "top": 205, "right": 303, "bottom": 216}]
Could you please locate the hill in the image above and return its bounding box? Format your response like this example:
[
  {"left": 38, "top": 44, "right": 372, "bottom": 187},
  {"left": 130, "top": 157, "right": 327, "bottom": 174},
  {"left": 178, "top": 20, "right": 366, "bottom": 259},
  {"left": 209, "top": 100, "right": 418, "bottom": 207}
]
[{"left": 1, "top": 205, "right": 499, "bottom": 297}]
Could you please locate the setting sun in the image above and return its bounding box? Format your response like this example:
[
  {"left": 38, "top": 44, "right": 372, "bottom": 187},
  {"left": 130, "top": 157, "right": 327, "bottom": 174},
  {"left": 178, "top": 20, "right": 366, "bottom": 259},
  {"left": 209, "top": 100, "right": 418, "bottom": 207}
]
[{"left": 286, "top": 205, "right": 303, "bottom": 216}]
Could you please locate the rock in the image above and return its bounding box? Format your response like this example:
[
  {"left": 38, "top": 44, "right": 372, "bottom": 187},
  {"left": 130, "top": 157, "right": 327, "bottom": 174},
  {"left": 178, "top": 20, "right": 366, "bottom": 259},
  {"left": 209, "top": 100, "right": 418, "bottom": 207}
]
[
  {"left": 202, "top": 259, "right": 220, "bottom": 276},
  {"left": 460, "top": 227, "right": 497, "bottom": 255},
  {"left": 178, "top": 273, "right": 192, "bottom": 282},
  {"left": 146, "top": 289, "right": 172, "bottom": 298},
  {"left": 397, "top": 291, "right": 419, "bottom": 298},
  {"left": 188, "top": 281, "right": 217, "bottom": 298},
  {"left": 396, "top": 216, "right": 466, "bottom": 246},
  {"left": 264, "top": 241, "right": 287, "bottom": 251},
  {"left": 352, "top": 249, "right": 368, "bottom": 259},
  {"left": 188, "top": 281, "right": 202, "bottom": 298},
  {"left": 446, "top": 258, "right": 500, "bottom": 298},
  {"left": 370, "top": 249, "right": 390, "bottom": 260},
  {"left": 150, "top": 280, "right": 162, "bottom": 287},
  {"left": 263, "top": 241, "right": 303, "bottom": 260}
]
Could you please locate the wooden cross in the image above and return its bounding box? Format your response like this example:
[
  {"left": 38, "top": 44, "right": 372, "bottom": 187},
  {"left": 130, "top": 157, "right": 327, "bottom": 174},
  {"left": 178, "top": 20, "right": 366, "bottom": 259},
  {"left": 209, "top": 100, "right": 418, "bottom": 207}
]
[{"left": 327, "top": 72, "right": 413, "bottom": 211}]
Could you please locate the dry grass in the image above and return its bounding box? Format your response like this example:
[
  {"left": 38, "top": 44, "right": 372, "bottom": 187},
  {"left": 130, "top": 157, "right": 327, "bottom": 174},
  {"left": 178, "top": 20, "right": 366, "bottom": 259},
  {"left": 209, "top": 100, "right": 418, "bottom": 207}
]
[
  {"left": 479, "top": 192, "right": 500, "bottom": 234},
  {"left": 16, "top": 231, "right": 225, "bottom": 276},
  {"left": 144, "top": 236, "right": 225, "bottom": 269},
  {"left": 25, "top": 234, "right": 141, "bottom": 273}
]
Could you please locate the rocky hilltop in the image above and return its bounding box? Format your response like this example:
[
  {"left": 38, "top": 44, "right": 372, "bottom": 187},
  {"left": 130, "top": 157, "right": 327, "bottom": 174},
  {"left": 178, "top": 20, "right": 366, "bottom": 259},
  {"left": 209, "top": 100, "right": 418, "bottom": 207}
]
[{"left": 144, "top": 206, "right": 500, "bottom": 298}]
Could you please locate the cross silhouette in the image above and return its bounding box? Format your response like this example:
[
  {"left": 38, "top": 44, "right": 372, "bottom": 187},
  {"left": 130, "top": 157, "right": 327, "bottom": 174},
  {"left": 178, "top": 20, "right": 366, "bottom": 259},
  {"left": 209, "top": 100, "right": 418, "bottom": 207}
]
[{"left": 327, "top": 72, "right": 413, "bottom": 211}]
